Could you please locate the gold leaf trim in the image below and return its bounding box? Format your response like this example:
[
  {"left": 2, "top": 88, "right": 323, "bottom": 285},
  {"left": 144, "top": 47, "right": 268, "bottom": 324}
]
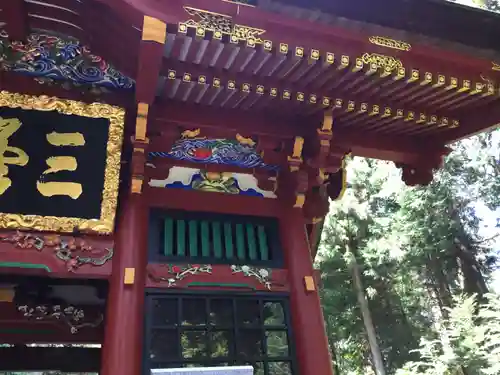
[
  {"left": 0, "top": 91, "right": 125, "bottom": 234},
  {"left": 368, "top": 36, "right": 411, "bottom": 52}
]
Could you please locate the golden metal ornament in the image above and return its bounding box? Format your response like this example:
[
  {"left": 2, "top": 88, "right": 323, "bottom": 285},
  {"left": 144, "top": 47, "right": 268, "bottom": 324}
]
[
  {"left": 493, "top": 62, "right": 500, "bottom": 71},
  {"left": 0, "top": 90, "right": 125, "bottom": 234},
  {"left": 182, "top": 6, "right": 266, "bottom": 44},
  {"left": 361, "top": 53, "right": 403, "bottom": 72},
  {"left": 368, "top": 36, "right": 411, "bottom": 52}
]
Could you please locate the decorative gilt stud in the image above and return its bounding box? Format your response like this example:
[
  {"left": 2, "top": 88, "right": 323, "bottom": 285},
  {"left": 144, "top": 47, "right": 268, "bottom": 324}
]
[
  {"left": 256, "top": 85, "right": 265, "bottom": 94},
  {"left": 198, "top": 75, "right": 207, "bottom": 84},
  {"left": 297, "top": 92, "right": 305, "bottom": 101},
  {"left": 311, "top": 49, "right": 320, "bottom": 60},
  {"left": 183, "top": 73, "right": 191, "bottom": 82},
  {"left": 353, "top": 58, "right": 363, "bottom": 72},
  {"left": 167, "top": 70, "right": 176, "bottom": 79},
  {"left": 326, "top": 53, "right": 335, "bottom": 64},
  {"left": 370, "top": 105, "right": 380, "bottom": 116},
  {"left": 335, "top": 98, "right": 343, "bottom": 108},
  {"left": 347, "top": 101, "right": 355, "bottom": 111},
  {"left": 383, "top": 107, "right": 392, "bottom": 117},
  {"left": 178, "top": 23, "right": 188, "bottom": 34},
  {"left": 428, "top": 115, "right": 437, "bottom": 125},
  {"left": 247, "top": 38, "right": 256, "bottom": 48},
  {"left": 309, "top": 94, "right": 317, "bottom": 104},
  {"left": 322, "top": 97, "right": 331, "bottom": 107},
  {"left": 295, "top": 47, "right": 304, "bottom": 57},
  {"left": 436, "top": 75, "right": 446, "bottom": 87},
  {"left": 408, "top": 69, "right": 419, "bottom": 83},
  {"left": 360, "top": 103, "right": 368, "bottom": 112},
  {"left": 264, "top": 40, "right": 272, "bottom": 51},
  {"left": 230, "top": 34, "right": 239, "bottom": 44},
  {"left": 396, "top": 109, "right": 404, "bottom": 118},
  {"left": 242, "top": 83, "right": 250, "bottom": 92},
  {"left": 214, "top": 30, "right": 223, "bottom": 40},
  {"left": 459, "top": 80, "right": 471, "bottom": 92},
  {"left": 270, "top": 88, "right": 278, "bottom": 97},
  {"left": 422, "top": 72, "right": 432, "bottom": 85},
  {"left": 451, "top": 120, "right": 459, "bottom": 128},
  {"left": 449, "top": 77, "right": 458, "bottom": 89},
  {"left": 196, "top": 27, "right": 205, "bottom": 37},
  {"left": 405, "top": 111, "right": 415, "bottom": 121},
  {"left": 213, "top": 78, "right": 221, "bottom": 88},
  {"left": 439, "top": 117, "right": 449, "bottom": 127},
  {"left": 283, "top": 90, "right": 291, "bottom": 100},
  {"left": 294, "top": 194, "right": 306, "bottom": 208},
  {"left": 381, "top": 65, "right": 392, "bottom": 77},
  {"left": 486, "top": 83, "right": 495, "bottom": 96},
  {"left": 228, "top": 80, "right": 236, "bottom": 89},
  {"left": 339, "top": 55, "right": 349, "bottom": 69},
  {"left": 396, "top": 68, "right": 405, "bottom": 80},
  {"left": 280, "top": 43, "right": 288, "bottom": 54},
  {"left": 417, "top": 113, "right": 426, "bottom": 124}
]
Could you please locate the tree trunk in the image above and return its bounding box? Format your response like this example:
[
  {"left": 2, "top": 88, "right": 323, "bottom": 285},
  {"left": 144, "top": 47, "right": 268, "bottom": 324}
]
[{"left": 347, "top": 246, "right": 386, "bottom": 375}]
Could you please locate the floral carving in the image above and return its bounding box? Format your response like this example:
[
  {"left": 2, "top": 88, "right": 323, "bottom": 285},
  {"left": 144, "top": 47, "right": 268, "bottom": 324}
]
[
  {"left": 148, "top": 264, "right": 212, "bottom": 287},
  {"left": 0, "top": 231, "right": 113, "bottom": 271},
  {"left": 231, "top": 265, "right": 272, "bottom": 290},
  {"left": 18, "top": 304, "right": 103, "bottom": 334}
]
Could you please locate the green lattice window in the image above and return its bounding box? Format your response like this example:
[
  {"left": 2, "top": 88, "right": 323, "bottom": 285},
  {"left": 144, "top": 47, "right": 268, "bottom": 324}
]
[{"left": 149, "top": 210, "right": 282, "bottom": 267}]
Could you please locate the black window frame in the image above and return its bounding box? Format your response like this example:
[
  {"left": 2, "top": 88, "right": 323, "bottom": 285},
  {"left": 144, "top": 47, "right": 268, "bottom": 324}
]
[
  {"left": 148, "top": 209, "right": 284, "bottom": 268},
  {"left": 143, "top": 290, "right": 297, "bottom": 375}
]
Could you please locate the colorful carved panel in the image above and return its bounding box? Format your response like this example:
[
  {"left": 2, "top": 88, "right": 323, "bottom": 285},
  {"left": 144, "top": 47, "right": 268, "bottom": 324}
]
[
  {"left": 0, "top": 91, "right": 124, "bottom": 234},
  {"left": 147, "top": 263, "right": 289, "bottom": 292},
  {"left": 149, "top": 137, "right": 279, "bottom": 170},
  {"left": 149, "top": 166, "right": 277, "bottom": 198},
  {"left": 0, "top": 31, "right": 134, "bottom": 90}
]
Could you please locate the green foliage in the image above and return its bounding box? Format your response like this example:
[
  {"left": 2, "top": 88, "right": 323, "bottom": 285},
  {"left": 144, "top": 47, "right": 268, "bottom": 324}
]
[{"left": 318, "top": 130, "right": 499, "bottom": 375}]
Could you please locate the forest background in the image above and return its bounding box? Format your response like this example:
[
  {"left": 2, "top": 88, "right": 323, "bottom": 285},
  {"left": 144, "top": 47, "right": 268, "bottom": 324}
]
[{"left": 317, "top": 4, "right": 500, "bottom": 374}]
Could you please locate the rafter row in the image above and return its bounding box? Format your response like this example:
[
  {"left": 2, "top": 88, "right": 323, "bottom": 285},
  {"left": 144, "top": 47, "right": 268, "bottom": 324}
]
[{"left": 164, "top": 70, "right": 460, "bottom": 130}]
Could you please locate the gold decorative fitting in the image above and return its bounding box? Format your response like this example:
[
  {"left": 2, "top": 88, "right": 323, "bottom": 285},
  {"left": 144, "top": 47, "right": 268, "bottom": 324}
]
[
  {"left": 339, "top": 55, "right": 349, "bottom": 69},
  {"left": 181, "top": 128, "right": 201, "bottom": 139},
  {"left": 236, "top": 134, "right": 256, "bottom": 147},
  {"left": 396, "top": 68, "right": 405, "bottom": 79},
  {"left": 178, "top": 23, "right": 188, "bottom": 34},
  {"left": 368, "top": 36, "right": 411, "bottom": 51},
  {"left": 492, "top": 62, "right": 500, "bottom": 71},
  {"left": 451, "top": 120, "right": 459, "bottom": 128},
  {"left": 347, "top": 101, "right": 355, "bottom": 111},
  {"left": 256, "top": 85, "right": 265, "bottom": 94},
  {"left": 280, "top": 43, "right": 288, "bottom": 54},
  {"left": 326, "top": 53, "right": 335, "bottom": 64},
  {"left": 227, "top": 81, "right": 236, "bottom": 89},
  {"left": 247, "top": 38, "right": 256, "bottom": 47},
  {"left": 309, "top": 94, "right": 317, "bottom": 104},
  {"left": 142, "top": 16, "right": 167, "bottom": 44},
  {"left": 242, "top": 83, "right": 250, "bottom": 92},
  {"left": 405, "top": 111, "right": 415, "bottom": 121},
  {"left": 370, "top": 105, "right": 380, "bottom": 116},
  {"left": 183, "top": 6, "right": 266, "bottom": 44},
  {"left": 311, "top": 50, "right": 320, "bottom": 60},
  {"left": 353, "top": 58, "right": 363, "bottom": 72},
  {"left": 423, "top": 72, "right": 432, "bottom": 85},
  {"left": 198, "top": 75, "right": 207, "bottom": 84},
  {"left": 417, "top": 113, "right": 426, "bottom": 124},
  {"left": 124, "top": 268, "right": 136, "bottom": 285},
  {"left": 270, "top": 88, "right": 278, "bottom": 97},
  {"left": 214, "top": 30, "right": 223, "bottom": 39},
  {"left": 322, "top": 113, "right": 333, "bottom": 132},
  {"left": 0, "top": 91, "right": 124, "bottom": 234},
  {"left": 360, "top": 103, "right": 368, "bottom": 112},
  {"left": 283, "top": 90, "right": 291, "bottom": 100},
  {"left": 167, "top": 70, "right": 176, "bottom": 79},
  {"left": 213, "top": 78, "right": 221, "bottom": 88},
  {"left": 361, "top": 53, "right": 402, "bottom": 72},
  {"left": 408, "top": 70, "right": 419, "bottom": 83},
  {"left": 131, "top": 177, "right": 143, "bottom": 194},
  {"left": 135, "top": 102, "right": 149, "bottom": 141},
  {"left": 291, "top": 136, "right": 305, "bottom": 159},
  {"left": 295, "top": 47, "right": 304, "bottom": 57},
  {"left": 196, "top": 27, "right": 206, "bottom": 37},
  {"left": 183, "top": 73, "right": 191, "bottom": 82},
  {"left": 297, "top": 92, "right": 304, "bottom": 101},
  {"left": 383, "top": 107, "right": 392, "bottom": 117},
  {"left": 335, "top": 99, "right": 343, "bottom": 108},
  {"left": 322, "top": 97, "right": 331, "bottom": 107},
  {"left": 304, "top": 276, "right": 316, "bottom": 292},
  {"left": 264, "top": 40, "right": 272, "bottom": 51},
  {"left": 294, "top": 194, "right": 306, "bottom": 209}
]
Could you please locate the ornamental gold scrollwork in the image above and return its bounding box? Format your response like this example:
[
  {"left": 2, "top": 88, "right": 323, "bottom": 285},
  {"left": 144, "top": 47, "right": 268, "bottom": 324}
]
[
  {"left": 493, "top": 62, "right": 500, "bottom": 71},
  {"left": 361, "top": 53, "right": 403, "bottom": 72},
  {"left": 182, "top": 6, "right": 266, "bottom": 44},
  {"left": 368, "top": 36, "right": 411, "bottom": 52},
  {"left": 0, "top": 90, "right": 124, "bottom": 234}
]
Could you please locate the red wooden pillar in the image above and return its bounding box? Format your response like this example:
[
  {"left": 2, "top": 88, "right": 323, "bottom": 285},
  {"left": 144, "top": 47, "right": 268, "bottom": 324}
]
[
  {"left": 101, "top": 192, "right": 148, "bottom": 375},
  {"left": 280, "top": 207, "right": 333, "bottom": 375}
]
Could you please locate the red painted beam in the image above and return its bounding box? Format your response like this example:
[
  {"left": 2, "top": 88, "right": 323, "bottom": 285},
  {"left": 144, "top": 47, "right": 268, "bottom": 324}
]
[
  {"left": 146, "top": 185, "right": 282, "bottom": 217},
  {"left": 2, "top": 0, "right": 28, "bottom": 41}
]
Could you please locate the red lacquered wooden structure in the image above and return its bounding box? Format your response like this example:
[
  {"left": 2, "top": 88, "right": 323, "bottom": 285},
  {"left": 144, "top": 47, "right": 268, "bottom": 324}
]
[{"left": 0, "top": 0, "right": 499, "bottom": 374}]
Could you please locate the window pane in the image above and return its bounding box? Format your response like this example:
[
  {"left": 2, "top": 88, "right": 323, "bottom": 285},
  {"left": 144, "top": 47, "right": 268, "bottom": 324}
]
[
  {"left": 152, "top": 298, "right": 178, "bottom": 326},
  {"left": 209, "top": 299, "right": 234, "bottom": 326},
  {"left": 263, "top": 301, "right": 285, "bottom": 326},
  {"left": 268, "top": 361, "right": 293, "bottom": 375},
  {"left": 246, "top": 361, "right": 264, "bottom": 375},
  {"left": 181, "top": 330, "right": 208, "bottom": 359},
  {"left": 182, "top": 298, "right": 206, "bottom": 326},
  {"left": 266, "top": 330, "right": 289, "bottom": 357},
  {"left": 210, "top": 330, "right": 232, "bottom": 358},
  {"left": 150, "top": 329, "right": 178, "bottom": 360},
  {"left": 236, "top": 299, "right": 261, "bottom": 326},
  {"left": 237, "top": 329, "right": 263, "bottom": 359}
]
